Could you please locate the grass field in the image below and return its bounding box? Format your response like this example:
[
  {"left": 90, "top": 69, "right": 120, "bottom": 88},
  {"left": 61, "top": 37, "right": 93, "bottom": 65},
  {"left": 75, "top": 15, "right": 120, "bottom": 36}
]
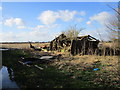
[
  {"left": 1, "top": 43, "right": 120, "bottom": 88},
  {"left": 0, "top": 42, "right": 49, "bottom": 49}
]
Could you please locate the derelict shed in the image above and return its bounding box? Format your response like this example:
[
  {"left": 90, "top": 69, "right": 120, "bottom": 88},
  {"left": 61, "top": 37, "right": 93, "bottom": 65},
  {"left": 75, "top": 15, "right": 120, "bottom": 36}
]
[
  {"left": 71, "top": 35, "right": 99, "bottom": 55},
  {"left": 50, "top": 34, "right": 71, "bottom": 51},
  {"left": 50, "top": 34, "right": 99, "bottom": 55}
]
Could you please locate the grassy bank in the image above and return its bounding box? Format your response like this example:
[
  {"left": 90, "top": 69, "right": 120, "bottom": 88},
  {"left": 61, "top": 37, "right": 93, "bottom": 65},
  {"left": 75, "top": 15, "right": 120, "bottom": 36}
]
[{"left": 2, "top": 49, "right": 120, "bottom": 88}]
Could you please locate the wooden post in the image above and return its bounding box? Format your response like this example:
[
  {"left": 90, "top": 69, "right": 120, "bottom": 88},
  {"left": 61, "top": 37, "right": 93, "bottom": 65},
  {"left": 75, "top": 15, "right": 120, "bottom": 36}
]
[
  {"left": 50, "top": 41, "right": 53, "bottom": 51},
  {"left": 71, "top": 40, "right": 75, "bottom": 55}
]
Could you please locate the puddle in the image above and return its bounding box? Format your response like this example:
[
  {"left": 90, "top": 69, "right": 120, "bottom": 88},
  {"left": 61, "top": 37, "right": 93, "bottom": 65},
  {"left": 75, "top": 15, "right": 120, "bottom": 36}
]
[
  {"left": 1, "top": 66, "right": 19, "bottom": 89},
  {"left": 0, "top": 48, "right": 9, "bottom": 51},
  {"left": 40, "top": 56, "right": 54, "bottom": 59}
]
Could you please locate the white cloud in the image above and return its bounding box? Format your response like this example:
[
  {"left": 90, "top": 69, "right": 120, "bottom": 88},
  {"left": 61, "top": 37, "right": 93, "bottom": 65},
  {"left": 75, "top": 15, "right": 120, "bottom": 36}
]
[
  {"left": 0, "top": 24, "right": 60, "bottom": 42},
  {"left": 0, "top": 27, "right": 59, "bottom": 42},
  {"left": 30, "top": 24, "right": 59, "bottom": 31},
  {"left": 17, "top": 26, "right": 26, "bottom": 29},
  {"left": 0, "top": 32, "right": 17, "bottom": 41},
  {"left": 86, "top": 21, "right": 91, "bottom": 25},
  {"left": 0, "top": 22, "right": 2, "bottom": 24},
  {"left": 85, "top": 11, "right": 113, "bottom": 41},
  {"left": 79, "top": 11, "right": 86, "bottom": 16},
  {"left": 4, "top": 18, "right": 14, "bottom": 27},
  {"left": 0, "top": 6, "right": 2, "bottom": 10},
  {"left": 80, "top": 27, "right": 110, "bottom": 41},
  {"left": 3, "top": 18, "right": 26, "bottom": 29},
  {"left": 14, "top": 18, "right": 24, "bottom": 26},
  {"left": 58, "top": 10, "right": 77, "bottom": 21},
  {"left": 38, "top": 10, "right": 59, "bottom": 25},
  {"left": 75, "top": 18, "right": 84, "bottom": 22},
  {"left": 38, "top": 10, "right": 83, "bottom": 25},
  {"left": 88, "top": 11, "right": 112, "bottom": 25}
]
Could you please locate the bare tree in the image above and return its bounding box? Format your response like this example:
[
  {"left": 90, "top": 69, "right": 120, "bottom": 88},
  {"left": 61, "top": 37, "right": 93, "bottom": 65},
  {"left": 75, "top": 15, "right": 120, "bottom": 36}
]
[
  {"left": 105, "top": 2, "right": 120, "bottom": 55},
  {"left": 106, "top": 2, "right": 120, "bottom": 41},
  {"left": 62, "top": 25, "right": 85, "bottom": 40},
  {"left": 106, "top": 15, "right": 119, "bottom": 41}
]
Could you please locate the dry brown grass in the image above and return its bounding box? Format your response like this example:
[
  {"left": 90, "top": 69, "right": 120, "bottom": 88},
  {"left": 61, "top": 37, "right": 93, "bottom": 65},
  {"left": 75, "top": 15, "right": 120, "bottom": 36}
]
[
  {"left": 52, "top": 55, "right": 118, "bottom": 67},
  {"left": 50, "top": 54, "right": 119, "bottom": 87},
  {"left": 1, "top": 43, "right": 119, "bottom": 87},
  {"left": 0, "top": 43, "right": 50, "bottom": 49},
  {"left": 100, "top": 41, "right": 119, "bottom": 49}
]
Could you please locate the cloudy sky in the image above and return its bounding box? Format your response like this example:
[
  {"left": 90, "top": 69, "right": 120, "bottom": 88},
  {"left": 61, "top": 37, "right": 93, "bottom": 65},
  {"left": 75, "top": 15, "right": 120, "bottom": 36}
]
[{"left": 0, "top": 2, "right": 118, "bottom": 42}]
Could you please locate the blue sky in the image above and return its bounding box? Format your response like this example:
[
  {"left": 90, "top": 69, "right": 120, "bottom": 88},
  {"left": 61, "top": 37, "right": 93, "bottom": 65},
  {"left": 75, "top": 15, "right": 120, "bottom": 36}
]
[{"left": 1, "top": 2, "right": 118, "bottom": 42}]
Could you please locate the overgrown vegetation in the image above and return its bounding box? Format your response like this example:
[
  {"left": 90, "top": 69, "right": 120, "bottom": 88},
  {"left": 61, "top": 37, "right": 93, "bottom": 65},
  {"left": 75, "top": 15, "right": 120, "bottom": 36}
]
[{"left": 2, "top": 49, "right": 120, "bottom": 88}]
